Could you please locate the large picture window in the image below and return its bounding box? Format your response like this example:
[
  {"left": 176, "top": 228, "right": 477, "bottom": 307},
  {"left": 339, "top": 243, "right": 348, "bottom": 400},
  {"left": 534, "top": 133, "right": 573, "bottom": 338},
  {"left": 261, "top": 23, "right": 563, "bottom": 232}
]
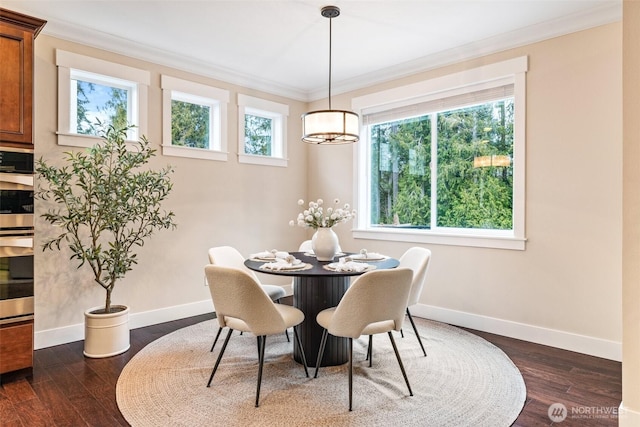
[
  {"left": 56, "top": 50, "right": 149, "bottom": 147},
  {"left": 353, "top": 57, "right": 527, "bottom": 250}
]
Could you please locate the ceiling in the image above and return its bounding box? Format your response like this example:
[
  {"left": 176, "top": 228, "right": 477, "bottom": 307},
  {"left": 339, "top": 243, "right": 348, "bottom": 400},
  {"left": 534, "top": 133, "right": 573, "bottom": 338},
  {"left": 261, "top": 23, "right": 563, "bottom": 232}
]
[{"left": 3, "top": 0, "right": 621, "bottom": 101}]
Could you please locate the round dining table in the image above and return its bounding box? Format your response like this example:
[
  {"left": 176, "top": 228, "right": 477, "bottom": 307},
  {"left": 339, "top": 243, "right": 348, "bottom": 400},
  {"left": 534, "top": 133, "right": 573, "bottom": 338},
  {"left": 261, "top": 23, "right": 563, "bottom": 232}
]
[{"left": 245, "top": 251, "right": 399, "bottom": 367}]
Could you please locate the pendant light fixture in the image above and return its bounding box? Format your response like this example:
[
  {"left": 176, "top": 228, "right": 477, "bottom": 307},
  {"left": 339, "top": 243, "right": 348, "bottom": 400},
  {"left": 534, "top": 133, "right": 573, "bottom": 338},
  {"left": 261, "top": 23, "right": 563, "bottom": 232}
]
[{"left": 301, "top": 5, "right": 359, "bottom": 144}]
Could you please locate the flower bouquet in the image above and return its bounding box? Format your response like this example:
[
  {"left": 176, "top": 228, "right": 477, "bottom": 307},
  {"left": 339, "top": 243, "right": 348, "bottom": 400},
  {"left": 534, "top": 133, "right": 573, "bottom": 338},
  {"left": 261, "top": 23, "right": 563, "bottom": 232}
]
[{"left": 289, "top": 198, "right": 356, "bottom": 229}]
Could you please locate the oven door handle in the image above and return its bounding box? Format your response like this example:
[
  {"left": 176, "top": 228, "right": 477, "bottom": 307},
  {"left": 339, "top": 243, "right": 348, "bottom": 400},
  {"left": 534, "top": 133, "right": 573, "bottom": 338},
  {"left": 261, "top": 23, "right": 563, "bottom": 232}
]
[
  {"left": 0, "top": 236, "right": 34, "bottom": 257},
  {"left": 0, "top": 173, "right": 34, "bottom": 190}
]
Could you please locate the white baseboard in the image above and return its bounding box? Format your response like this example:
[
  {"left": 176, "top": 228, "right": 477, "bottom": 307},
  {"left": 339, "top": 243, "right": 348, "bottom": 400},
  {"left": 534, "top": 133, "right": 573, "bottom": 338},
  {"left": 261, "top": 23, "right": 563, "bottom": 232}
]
[
  {"left": 411, "top": 303, "right": 622, "bottom": 361},
  {"left": 35, "top": 299, "right": 622, "bottom": 362},
  {"left": 34, "top": 299, "right": 213, "bottom": 350},
  {"left": 619, "top": 402, "right": 640, "bottom": 426}
]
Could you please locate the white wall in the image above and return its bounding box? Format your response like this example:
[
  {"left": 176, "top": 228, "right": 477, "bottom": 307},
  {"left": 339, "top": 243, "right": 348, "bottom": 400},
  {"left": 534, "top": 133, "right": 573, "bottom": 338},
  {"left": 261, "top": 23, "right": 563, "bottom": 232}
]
[
  {"left": 621, "top": 0, "right": 640, "bottom": 424},
  {"left": 32, "top": 36, "right": 310, "bottom": 348},
  {"left": 309, "top": 23, "right": 623, "bottom": 361},
  {"left": 31, "top": 23, "right": 623, "bottom": 364}
]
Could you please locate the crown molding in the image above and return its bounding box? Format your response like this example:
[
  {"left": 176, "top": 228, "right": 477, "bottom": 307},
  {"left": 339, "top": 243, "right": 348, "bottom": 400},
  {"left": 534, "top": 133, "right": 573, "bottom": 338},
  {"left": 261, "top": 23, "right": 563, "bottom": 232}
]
[
  {"left": 38, "top": 1, "right": 620, "bottom": 103},
  {"left": 311, "top": 1, "right": 622, "bottom": 101},
  {"left": 41, "top": 19, "right": 311, "bottom": 102}
]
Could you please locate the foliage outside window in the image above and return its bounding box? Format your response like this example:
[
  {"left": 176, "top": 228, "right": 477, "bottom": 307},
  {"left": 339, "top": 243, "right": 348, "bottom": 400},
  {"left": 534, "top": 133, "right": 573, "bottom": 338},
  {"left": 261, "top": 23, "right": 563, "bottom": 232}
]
[
  {"left": 73, "top": 74, "right": 131, "bottom": 137},
  {"left": 56, "top": 50, "right": 149, "bottom": 148},
  {"left": 371, "top": 100, "right": 513, "bottom": 230},
  {"left": 244, "top": 112, "right": 273, "bottom": 156},
  {"left": 161, "top": 75, "right": 229, "bottom": 161},
  {"left": 238, "top": 94, "right": 288, "bottom": 167},
  {"left": 353, "top": 57, "right": 527, "bottom": 250}
]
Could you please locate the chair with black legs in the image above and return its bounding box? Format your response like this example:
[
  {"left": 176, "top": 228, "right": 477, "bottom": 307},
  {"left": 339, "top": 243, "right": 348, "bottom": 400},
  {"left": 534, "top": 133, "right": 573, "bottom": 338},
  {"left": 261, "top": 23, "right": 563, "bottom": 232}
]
[
  {"left": 365, "top": 247, "right": 431, "bottom": 365},
  {"left": 204, "top": 264, "right": 309, "bottom": 407},
  {"left": 208, "top": 246, "right": 288, "bottom": 351},
  {"left": 313, "top": 268, "right": 414, "bottom": 411},
  {"left": 397, "top": 246, "right": 431, "bottom": 356}
]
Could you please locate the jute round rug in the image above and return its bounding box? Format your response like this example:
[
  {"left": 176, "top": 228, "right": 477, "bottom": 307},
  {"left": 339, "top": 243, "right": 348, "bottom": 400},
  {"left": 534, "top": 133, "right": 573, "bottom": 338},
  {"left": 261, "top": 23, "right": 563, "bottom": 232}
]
[{"left": 116, "top": 317, "right": 526, "bottom": 426}]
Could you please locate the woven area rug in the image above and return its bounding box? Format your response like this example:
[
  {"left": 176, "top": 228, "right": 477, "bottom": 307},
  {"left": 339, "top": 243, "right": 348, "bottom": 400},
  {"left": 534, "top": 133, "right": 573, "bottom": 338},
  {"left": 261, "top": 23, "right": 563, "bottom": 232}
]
[{"left": 116, "top": 317, "right": 526, "bottom": 426}]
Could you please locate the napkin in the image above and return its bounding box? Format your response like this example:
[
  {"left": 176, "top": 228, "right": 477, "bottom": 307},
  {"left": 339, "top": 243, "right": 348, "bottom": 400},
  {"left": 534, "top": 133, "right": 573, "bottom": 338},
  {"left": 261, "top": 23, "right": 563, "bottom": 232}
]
[
  {"left": 261, "top": 255, "right": 303, "bottom": 270},
  {"left": 250, "top": 250, "right": 290, "bottom": 260},
  {"left": 329, "top": 261, "right": 370, "bottom": 272},
  {"left": 347, "top": 252, "right": 386, "bottom": 260}
]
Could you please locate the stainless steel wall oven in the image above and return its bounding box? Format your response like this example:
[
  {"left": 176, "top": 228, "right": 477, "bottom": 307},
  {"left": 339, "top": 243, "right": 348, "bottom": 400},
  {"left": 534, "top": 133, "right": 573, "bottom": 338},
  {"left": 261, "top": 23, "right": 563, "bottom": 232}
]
[{"left": 0, "top": 147, "right": 34, "bottom": 325}]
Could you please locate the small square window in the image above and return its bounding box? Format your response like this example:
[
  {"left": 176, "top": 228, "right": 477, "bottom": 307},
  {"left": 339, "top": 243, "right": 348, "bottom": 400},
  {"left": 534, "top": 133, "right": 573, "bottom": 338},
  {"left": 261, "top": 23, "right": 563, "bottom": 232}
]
[
  {"left": 170, "top": 99, "right": 211, "bottom": 148},
  {"left": 238, "top": 94, "right": 288, "bottom": 167},
  {"left": 71, "top": 71, "right": 136, "bottom": 139},
  {"left": 244, "top": 111, "right": 275, "bottom": 156},
  {"left": 56, "top": 50, "right": 149, "bottom": 148},
  {"left": 161, "top": 75, "right": 229, "bottom": 161}
]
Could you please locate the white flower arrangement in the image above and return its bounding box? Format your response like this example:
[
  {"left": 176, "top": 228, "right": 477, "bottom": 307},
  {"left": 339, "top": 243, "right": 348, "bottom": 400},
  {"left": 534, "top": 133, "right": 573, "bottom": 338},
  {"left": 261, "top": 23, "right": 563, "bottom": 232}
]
[{"left": 289, "top": 198, "right": 356, "bottom": 229}]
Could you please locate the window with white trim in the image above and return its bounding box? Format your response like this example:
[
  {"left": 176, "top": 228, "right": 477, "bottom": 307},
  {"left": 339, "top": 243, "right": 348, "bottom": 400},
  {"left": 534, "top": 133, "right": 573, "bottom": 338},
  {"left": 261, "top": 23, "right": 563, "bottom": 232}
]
[
  {"left": 352, "top": 57, "right": 528, "bottom": 250},
  {"left": 238, "top": 94, "right": 288, "bottom": 167},
  {"left": 56, "top": 50, "right": 149, "bottom": 147},
  {"left": 161, "top": 75, "right": 229, "bottom": 161}
]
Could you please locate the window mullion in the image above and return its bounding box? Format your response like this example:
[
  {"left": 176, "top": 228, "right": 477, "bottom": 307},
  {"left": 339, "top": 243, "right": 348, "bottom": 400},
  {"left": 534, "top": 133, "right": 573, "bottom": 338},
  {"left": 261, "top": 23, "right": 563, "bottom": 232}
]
[{"left": 430, "top": 114, "right": 438, "bottom": 231}]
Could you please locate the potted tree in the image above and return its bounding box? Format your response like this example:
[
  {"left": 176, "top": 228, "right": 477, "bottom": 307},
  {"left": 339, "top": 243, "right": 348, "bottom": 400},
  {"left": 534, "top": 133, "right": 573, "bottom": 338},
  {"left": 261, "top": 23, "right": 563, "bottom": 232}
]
[{"left": 36, "top": 124, "right": 176, "bottom": 358}]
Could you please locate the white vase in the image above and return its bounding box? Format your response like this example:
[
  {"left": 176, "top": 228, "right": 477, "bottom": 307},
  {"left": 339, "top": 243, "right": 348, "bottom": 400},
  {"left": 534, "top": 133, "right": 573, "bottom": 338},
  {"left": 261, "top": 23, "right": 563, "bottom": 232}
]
[
  {"left": 83, "top": 305, "right": 130, "bottom": 358},
  {"left": 312, "top": 227, "right": 339, "bottom": 261}
]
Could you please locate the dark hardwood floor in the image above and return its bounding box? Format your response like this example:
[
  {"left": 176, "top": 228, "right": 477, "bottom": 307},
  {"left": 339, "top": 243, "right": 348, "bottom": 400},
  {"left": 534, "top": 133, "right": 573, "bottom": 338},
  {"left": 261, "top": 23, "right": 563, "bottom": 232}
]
[{"left": 0, "top": 310, "right": 621, "bottom": 426}]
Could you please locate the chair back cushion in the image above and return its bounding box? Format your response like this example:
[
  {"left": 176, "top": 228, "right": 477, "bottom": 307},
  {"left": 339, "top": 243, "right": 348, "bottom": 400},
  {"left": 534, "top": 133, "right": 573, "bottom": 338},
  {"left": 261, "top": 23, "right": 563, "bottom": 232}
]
[
  {"left": 398, "top": 247, "right": 432, "bottom": 306},
  {"left": 298, "top": 240, "right": 313, "bottom": 252},
  {"left": 204, "top": 265, "right": 286, "bottom": 335},
  {"left": 328, "top": 268, "right": 413, "bottom": 338},
  {"left": 208, "top": 246, "right": 261, "bottom": 282}
]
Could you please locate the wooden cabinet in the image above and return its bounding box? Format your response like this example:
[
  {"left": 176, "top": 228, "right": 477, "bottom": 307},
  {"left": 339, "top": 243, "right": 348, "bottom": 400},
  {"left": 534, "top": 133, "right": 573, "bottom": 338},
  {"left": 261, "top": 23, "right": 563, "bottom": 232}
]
[
  {"left": 0, "top": 319, "right": 33, "bottom": 374},
  {"left": 0, "top": 8, "right": 46, "bottom": 147}
]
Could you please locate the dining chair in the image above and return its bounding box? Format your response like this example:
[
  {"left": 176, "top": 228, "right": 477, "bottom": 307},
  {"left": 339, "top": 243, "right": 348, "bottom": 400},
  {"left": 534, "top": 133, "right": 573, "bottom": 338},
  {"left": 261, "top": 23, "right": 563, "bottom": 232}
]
[
  {"left": 365, "top": 246, "right": 431, "bottom": 362},
  {"left": 208, "top": 246, "right": 288, "bottom": 351},
  {"left": 204, "top": 264, "right": 309, "bottom": 407},
  {"left": 298, "top": 239, "right": 343, "bottom": 254},
  {"left": 398, "top": 246, "right": 431, "bottom": 357},
  {"left": 313, "top": 268, "right": 414, "bottom": 411},
  {"left": 298, "top": 239, "right": 313, "bottom": 253}
]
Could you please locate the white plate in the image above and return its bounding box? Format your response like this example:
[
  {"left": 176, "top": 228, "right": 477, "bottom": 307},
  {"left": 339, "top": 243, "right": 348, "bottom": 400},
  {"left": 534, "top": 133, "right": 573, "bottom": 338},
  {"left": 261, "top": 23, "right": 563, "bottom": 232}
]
[
  {"left": 347, "top": 254, "right": 387, "bottom": 262},
  {"left": 324, "top": 262, "right": 376, "bottom": 272},
  {"left": 260, "top": 262, "right": 311, "bottom": 271},
  {"left": 304, "top": 252, "right": 346, "bottom": 258},
  {"left": 251, "top": 256, "right": 277, "bottom": 262}
]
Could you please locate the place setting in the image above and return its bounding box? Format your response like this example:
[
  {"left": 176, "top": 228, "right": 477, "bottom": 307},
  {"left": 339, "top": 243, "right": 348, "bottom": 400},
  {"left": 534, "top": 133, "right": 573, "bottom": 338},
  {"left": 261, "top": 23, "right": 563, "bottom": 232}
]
[
  {"left": 249, "top": 250, "right": 313, "bottom": 271},
  {"left": 344, "top": 248, "right": 389, "bottom": 262}
]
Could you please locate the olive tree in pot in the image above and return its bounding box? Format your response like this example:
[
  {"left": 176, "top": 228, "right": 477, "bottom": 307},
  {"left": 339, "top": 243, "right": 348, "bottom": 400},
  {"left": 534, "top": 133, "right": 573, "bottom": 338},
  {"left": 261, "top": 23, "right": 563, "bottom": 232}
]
[{"left": 35, "top": 124, "right": 176, "bottom": 358}]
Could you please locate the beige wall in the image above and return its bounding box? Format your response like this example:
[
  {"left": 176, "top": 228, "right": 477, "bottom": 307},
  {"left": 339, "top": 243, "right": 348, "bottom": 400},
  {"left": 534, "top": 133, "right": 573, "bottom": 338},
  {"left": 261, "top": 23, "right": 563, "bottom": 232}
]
[
  {"left": 32, "top": 21, "right": 624, "bottom": 366},
  {"left": 310, "top": 23, "right": 623, "bottom": 358},
  {"left": 622, "top": 0, "right": 640, "bottom": 424},
  {"left": 33, "top": 36, "right": 309, "bottom": 337}
]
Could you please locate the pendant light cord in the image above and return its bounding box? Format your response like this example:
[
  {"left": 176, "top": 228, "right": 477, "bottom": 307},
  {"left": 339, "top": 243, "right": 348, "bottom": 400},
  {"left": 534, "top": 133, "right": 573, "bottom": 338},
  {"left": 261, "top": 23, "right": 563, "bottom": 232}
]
[{"left": 328, "top": 15, "right": 332, "bottom": 110}]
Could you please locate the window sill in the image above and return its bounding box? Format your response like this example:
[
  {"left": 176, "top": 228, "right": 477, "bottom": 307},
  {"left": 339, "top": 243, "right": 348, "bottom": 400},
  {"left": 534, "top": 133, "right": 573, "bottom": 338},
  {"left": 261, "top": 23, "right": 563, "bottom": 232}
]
[
  {"left": 56, "top": 132, "right": 141, "bottom": 148},
  {"left": 238, "top": 153, "right": 288, "bottom": 167},
  {"left": 353, "top": 228, "right": 526, "bottom": 250},
  {"left": 162, "top": 145, "right": 228, "bottom": 162}
]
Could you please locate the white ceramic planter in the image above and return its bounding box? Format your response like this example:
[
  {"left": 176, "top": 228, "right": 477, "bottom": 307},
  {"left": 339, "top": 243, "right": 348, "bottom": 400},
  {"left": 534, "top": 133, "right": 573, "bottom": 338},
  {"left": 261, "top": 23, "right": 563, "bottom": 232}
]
[
  {"left": 312, "top": 227, "right": 340, "bottom": 261},
  {"left": 83, "top": 305, "right": 130, "bottom": 358}
]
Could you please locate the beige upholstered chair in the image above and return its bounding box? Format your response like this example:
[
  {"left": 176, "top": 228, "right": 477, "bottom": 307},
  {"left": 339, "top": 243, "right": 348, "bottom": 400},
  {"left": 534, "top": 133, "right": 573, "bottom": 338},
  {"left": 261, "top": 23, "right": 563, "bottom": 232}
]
[
  {"left": 298, "top": 239, "right": 342, "bottom": 254},
  {"left": 398, "top": 247, "right": 432, "bottom": 357},
  {"left": 208, "top": 246, "right": 288, "bottom": 351},
  {"left": 204, "top": 264, "right": 309, "bottom": 407},
  {"left": 298, "top": 239, "right": 313, "bottom": 253},
  {"left": 313, "top": 268, "right": 414, "bottom": 411}
]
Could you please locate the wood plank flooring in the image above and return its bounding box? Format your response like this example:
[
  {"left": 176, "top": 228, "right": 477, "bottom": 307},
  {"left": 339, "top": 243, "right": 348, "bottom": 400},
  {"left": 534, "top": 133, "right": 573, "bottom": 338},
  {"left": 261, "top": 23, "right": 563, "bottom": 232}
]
[{"left": 0, "top": 311, "right": 621, "bottom": 426}]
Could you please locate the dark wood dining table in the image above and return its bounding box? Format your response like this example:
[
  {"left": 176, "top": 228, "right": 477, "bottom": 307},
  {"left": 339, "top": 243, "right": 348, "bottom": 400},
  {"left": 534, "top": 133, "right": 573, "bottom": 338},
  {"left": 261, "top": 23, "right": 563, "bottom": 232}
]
[{"left": 245, "top": 251, "right": 399, "bottom": 367}]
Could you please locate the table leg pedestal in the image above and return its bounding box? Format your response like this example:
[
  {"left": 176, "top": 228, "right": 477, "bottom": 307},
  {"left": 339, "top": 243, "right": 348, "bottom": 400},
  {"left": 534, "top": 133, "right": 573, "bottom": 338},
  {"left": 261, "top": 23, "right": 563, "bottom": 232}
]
[{"left": 293, "top": 276, "right": 349, "bottom": 367}]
